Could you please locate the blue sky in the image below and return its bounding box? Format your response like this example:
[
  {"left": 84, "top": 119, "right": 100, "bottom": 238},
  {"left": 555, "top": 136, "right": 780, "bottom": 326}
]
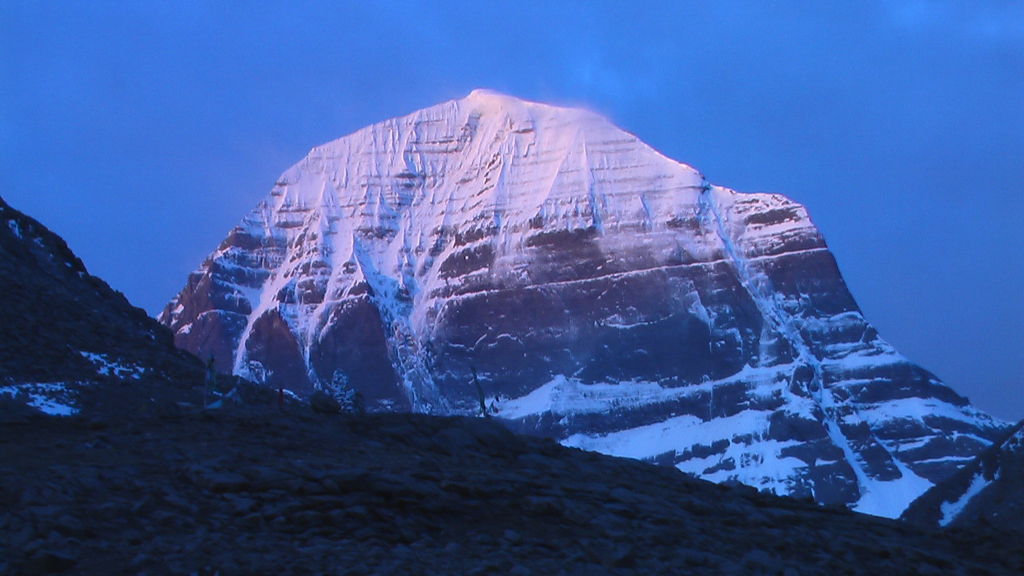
[{"left": 2, "top": 1, "right": 1021, "bottom": 420}]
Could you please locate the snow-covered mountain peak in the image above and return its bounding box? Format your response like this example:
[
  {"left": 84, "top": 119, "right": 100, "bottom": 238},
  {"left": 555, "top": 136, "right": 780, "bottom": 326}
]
[
  {"left": 466, "top": 87, "right": 508, "bottom": 99},
  {"left": 461, "top": 88, "right": 608, "bottom": 126},
  {"left": 464, "top": 87, "right": 531, "bottom": 110},
  {"left": 161, "top": 93, "right": 1007, "bottom": 518},
  {"left": 243, "top": 89, "right": 709, "bottom": 284}
]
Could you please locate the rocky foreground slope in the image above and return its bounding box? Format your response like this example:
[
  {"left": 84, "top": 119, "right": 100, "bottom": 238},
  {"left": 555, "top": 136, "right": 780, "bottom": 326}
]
[
  {"left": 0, "top": 195, "right": 205, "bottom": 413},
  {"left": 160, "top": 90, "right": 1006, "bottom": 516},
  {"left": 2, "top": 396, "right": 1023, "bottom": 576}
]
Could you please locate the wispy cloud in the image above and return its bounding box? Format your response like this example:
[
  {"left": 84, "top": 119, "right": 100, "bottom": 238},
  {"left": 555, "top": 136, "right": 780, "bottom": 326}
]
[{"left": 885, "top": 0, "right": 1024, "bottom": 45}]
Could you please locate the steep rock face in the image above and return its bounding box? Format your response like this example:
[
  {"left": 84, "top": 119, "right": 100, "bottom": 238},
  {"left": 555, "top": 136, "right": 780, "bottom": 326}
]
[
  {"left": 0, "top": 196, "right": 205, "bottom": 414},
  {"left": 902, "top": 419, "right": 1024, "bottom": 529},
  {"left": 160, "top": 90, "right": 1006, "bottom": 517}
]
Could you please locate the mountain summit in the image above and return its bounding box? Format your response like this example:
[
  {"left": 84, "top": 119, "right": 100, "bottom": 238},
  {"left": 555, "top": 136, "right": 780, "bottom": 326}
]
[{"left": 159, "top": 91, "right": 1005, "bottom": 517}]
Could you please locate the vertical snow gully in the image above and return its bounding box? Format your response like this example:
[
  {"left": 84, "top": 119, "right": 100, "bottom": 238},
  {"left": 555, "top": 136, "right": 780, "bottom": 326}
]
[
  {"left": 231, "top": 207, "right": 284, "bottom": 379},
  {"left": 352, "top": 237, "right": 447, "bottom": 414},
  {"left": 695, "top": 180, "right": 893, "bottom": 509},
  {"left": 580, "top": 135, "right": 604, "bottom": 234}
]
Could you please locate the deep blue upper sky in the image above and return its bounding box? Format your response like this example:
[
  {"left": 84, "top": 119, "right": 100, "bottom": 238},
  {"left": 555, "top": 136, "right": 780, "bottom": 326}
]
[{"left": 2, "top": 2, "right": 1021, "bottom": 420}]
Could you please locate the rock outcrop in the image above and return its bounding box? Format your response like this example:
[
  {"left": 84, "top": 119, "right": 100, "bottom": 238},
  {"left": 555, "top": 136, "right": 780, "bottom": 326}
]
[{"left": 159, "top": 90, "right": 1006, "bottom": 517}]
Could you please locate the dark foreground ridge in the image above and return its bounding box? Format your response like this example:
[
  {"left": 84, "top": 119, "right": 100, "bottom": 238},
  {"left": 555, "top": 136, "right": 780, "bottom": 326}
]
[
  {"left": 0, "top": 195, "right": 204, "bottom": 388},
  {"left": 2, "top": 390, "right": 1022, "bottom": 576}
]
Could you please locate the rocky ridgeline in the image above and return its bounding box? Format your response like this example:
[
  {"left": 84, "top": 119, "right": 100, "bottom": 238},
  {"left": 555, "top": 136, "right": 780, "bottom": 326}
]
[
  {"left": 2, "top": 392, "right": 1022, "bottom": 576},
  {"left": 0, "top": 195, "right": 204, "bottom": 391}
]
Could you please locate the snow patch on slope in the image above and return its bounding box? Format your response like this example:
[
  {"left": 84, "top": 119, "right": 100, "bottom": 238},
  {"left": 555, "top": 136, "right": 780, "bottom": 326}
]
[
  {"left": 566, "top": 409, "right": 807, "bottom": 496},
  {"left": 7, "top": 218, "right": 22, "bottom": 238},
  {"left": 81, "top": 351, "right": 146, "bottom": 379},
  {"left": 499, "top": 365, "right": 783, "bottom": 420},
  {"left": 0, "top": 382, "right": 82, "bottom": 416},
  {"left": 939, "top": 471, "right": 994, "bottom": 526}
]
